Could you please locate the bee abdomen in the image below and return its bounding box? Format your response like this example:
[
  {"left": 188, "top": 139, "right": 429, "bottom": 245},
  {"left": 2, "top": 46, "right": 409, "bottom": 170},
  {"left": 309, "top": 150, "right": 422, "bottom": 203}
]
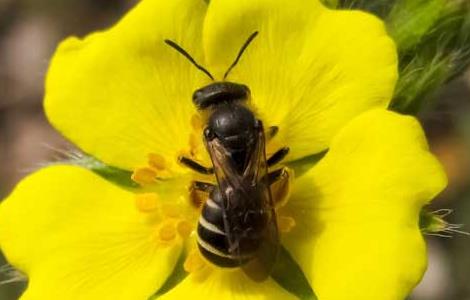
[{"left": 197, "top": 195, "right": 252, "bottom": 268}]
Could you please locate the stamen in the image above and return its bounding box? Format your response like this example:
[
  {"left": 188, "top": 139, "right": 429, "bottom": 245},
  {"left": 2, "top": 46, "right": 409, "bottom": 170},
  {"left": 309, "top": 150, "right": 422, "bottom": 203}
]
[
  {"left": 158, "top": 221, "right": 177, "bottom": 242},
  {"left": 131, "top": 167, "right": 157, "bottom": 185},
  {"left": 148, "top": 153, "right": 167, "bottom": 170},
  {"left": 135, "top": 193, "right": 160, "bottom": 213},
  {"left": 278, "top": 216, "right": 296, "bottom": 233},
  {"left": 184, "top": 249, "right": 206, "bottom": 273}
]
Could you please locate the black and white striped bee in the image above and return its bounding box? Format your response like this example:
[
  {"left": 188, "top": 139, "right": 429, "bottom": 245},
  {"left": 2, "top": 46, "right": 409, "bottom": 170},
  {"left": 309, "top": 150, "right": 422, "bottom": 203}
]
[{"left": 165, "top": 32, "right": 290, "bottom": 280}]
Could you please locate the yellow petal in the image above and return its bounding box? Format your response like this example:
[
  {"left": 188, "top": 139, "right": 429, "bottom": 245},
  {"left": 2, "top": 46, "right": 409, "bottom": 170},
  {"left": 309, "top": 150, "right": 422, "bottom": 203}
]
[
  {"left": 282, "top": 109, "right": 447, "bottom": 300},
  {"left": 45, "top": 0, "right": 208, "bottom": 171},
  {"left": 0, "top": 166, "right": 182, "bottom": 299},
  {"left": 160, "top": 269, "right": 296, "bottom": 300},
  {"left": 203, "top": 0, "right": 397, "bottom": 160}
]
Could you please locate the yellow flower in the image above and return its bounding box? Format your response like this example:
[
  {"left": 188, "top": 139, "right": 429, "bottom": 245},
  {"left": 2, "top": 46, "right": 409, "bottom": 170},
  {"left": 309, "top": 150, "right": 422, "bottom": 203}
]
[{"left": 0, "top": 0, "right": 447, "bottom": 299}]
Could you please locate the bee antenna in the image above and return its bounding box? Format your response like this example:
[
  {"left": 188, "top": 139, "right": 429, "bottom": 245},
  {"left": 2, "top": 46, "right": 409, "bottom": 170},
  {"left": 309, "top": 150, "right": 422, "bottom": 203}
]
[
  {"left": 164, "top": 39, "right": 214, "bottom": 80},
  {"left": 223, "top": 31, "right": 259, "bottom": 80}
]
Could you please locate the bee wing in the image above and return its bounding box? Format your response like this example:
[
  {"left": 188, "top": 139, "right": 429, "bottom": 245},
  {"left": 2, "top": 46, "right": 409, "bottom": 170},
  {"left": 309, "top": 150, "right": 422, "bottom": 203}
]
[
  {"left": 205, "top": 122, "right": 280, "bottom": 279},
  {"left": 204, "top": 136, "right": 248, "bottom": 265},
  {"left": 242, "top": 122, "right": 280, "bottom": 281},
  {"left": 204, "top": 137, "right": 245, "bottom": 194}
]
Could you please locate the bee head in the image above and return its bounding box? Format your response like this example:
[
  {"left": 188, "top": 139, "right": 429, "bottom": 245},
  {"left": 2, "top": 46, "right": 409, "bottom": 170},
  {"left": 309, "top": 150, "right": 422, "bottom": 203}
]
[{"left": 192, "top": 82, "right": 250, "bottom": 110}]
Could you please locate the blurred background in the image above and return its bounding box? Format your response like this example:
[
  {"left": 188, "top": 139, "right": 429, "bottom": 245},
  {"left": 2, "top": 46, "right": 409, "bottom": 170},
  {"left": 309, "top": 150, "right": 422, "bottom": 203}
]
[{"left": 0, "top": 0, "right": 469, "bottom": 299}]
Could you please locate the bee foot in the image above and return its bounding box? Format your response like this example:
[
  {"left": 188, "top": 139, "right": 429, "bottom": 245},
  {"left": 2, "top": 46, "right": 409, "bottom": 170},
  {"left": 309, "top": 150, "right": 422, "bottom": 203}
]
[{"left": 277, "top": 215, "right": 296, "bottom": 233}]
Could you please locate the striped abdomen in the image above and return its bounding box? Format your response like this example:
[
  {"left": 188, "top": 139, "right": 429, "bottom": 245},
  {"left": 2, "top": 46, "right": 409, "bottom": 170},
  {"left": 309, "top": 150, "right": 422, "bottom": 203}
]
[{"left": 197, "top": 186, "right": 265, "bottom": 268}]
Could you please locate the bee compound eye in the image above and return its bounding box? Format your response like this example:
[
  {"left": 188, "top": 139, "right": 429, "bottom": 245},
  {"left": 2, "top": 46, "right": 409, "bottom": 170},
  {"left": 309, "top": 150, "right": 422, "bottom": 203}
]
[
  {"left": 192, "top": 90, "right": 202, "bottom": 103},
  {"left": 242, "top": 84, "right": 250, "bottom": 94},
  {"left": 193, "top": 89, "right": 201, "bottom": 99}
]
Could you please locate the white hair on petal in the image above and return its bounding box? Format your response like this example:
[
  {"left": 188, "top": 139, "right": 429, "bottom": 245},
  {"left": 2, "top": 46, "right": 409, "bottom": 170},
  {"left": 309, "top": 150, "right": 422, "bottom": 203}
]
[{"left": 0, "top": 264, "right": 27, "bottom": 285}]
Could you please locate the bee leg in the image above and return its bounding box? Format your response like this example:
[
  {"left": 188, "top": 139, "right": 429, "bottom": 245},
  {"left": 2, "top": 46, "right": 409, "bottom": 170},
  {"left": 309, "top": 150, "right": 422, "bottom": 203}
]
[
  {"left": 267, "top": 168, "right": 288, "bottom": 185},
  {"left": 267, "top": 168, "right": 291, "bottom": 207},
  {"left": 190, "top": 181, "right": 215, "bottom": 208},
  {"left": 267, "top": 147, "right": 290, "bottom": 167},
  {"left": 192, "top": 181, "right": 215, "bottom": 193},
  {"left": 178, "top": 156, "right": 214, "bottom": 175},
  {"left": 266, "top": 126, "right": 279, "bottom": 141}
]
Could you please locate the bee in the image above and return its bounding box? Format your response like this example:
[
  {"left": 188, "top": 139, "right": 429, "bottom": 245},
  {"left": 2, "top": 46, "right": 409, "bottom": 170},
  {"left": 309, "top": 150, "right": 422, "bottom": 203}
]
[{"left": 165, "top": 32, "right": 290, "bottom": 280}]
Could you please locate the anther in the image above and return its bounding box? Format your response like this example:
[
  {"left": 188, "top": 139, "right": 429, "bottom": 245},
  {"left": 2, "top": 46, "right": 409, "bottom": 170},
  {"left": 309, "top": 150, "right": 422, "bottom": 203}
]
[
  {"left": 278, "top": 216, "right": 296, "bottom": 233},
  {"left": 148, "top": 153, "right": 167, "bottom": 170},
  {"left": 158, "top": 222, "right": 177, "bottom": 242},
  {"left": 131, "top": 167, "right": 157, "bottom": 185},
  {"left": 177, "top": 220, "right": 193, "bottom": 238},
  {"left": 135, "top": 193, "right": 160, "bottom": 213}
]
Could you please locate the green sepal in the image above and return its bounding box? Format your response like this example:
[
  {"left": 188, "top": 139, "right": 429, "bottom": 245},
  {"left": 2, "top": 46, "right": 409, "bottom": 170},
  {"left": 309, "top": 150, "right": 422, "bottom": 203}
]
[
  {"left": 420, "top": 207, "right": 469, "bottom": 237},
  {"left": 271, "top": 245, "right": 318, "bottom": 300},
  {"left": 387, "top": 0, "right": 446, "bottom": 53},
  {"left": 339, "top": 0, "right": 470, "bottom": 115},
  {"left": 147, "top": 245, "right": 316, "bottom": 299},
  {"left": 339, "top": 0, "right": 397, "bottom": 19},
  {"left": 60, "top": 153, "right": 139, "bottom": 189},
  {"left": 287, "top": 150, "right": 327, "bottom": 177},
  {"left": 320, "top": 0, "right": 338, "bottom": 9},
  {"left": 89, "top": 163, "right": 138, "bottom": 189},
  {"left": 149, "top": 247, "right": 188, "bottom": 299},
  {"left": 389, "top": 1, "right": 470, "bottom": 114}
]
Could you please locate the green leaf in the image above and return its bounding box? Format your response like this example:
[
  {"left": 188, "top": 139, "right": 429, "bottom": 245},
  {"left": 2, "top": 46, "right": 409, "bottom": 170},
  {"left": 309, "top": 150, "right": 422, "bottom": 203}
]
[
  {"left": 271, "top": 245, "right": 317, "bottom": 300},
  {"left": 149, "top": 248, "right": 188, "bottom": 299}
]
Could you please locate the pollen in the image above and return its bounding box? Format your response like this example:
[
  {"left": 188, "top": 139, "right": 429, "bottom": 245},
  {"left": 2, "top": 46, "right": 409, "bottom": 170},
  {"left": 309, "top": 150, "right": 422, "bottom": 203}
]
[
  {"left": 158, "top": 221, "right": 177, "bottom": 242},
  {"left": 177, "top": 220, "right": 193, "bottom": 238},
  {"left": 278, "top": 215, "right": 296, "bottom": 233},
  {"left": 189, "top": 186, "right": 206, "bottom": 208},
  {"left": 131, "top": 167, "right": 157, "bottom": 185},
  {"left": 135, "top": 193, "right": 160, "bottom": 213}
]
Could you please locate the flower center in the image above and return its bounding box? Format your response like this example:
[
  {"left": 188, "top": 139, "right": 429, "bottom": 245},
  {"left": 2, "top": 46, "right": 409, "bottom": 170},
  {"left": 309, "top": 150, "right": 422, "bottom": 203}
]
[
  {"left": 131, "top": 114, "right": 209, "bottom": 186},
  {"left": 134, "top": 192, "right": 194, "bottom": 247},
  {"left": 130, "top": 115, "right": 297, "bottom": 273},
  {"left": 131, "top": 153, "right": 174, "bottom": 185}
]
